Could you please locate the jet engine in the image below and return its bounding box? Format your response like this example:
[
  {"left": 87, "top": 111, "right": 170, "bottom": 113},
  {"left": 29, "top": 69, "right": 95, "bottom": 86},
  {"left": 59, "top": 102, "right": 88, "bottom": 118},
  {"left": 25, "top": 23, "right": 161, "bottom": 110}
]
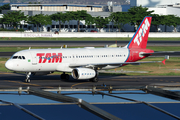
[{"left": 72, "top": 68, "right": 97, "bottom": 79}]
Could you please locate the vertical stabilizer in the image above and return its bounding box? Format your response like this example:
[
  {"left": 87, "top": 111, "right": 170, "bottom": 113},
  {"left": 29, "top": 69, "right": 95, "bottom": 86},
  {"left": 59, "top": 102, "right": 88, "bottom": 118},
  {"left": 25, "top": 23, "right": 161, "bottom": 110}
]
[{"left": 127, "top": 16, "right": 152, "bottom": 49}]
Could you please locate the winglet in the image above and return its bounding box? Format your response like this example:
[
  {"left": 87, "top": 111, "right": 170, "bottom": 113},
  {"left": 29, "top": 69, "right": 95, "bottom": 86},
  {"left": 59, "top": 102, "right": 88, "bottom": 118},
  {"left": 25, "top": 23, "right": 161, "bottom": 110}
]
[{"left": 162, "top": 59, "right": 167, "bottom": 65}]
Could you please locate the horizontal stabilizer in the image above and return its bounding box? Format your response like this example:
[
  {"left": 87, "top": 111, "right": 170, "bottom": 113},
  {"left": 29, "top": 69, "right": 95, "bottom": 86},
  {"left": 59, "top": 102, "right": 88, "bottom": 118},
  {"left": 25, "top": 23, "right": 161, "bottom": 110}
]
[
  {"left": 140, "top": 51, "right": 180, "bottom": 56},
  {"left": 162, "top": 59, "right": 166, "bottom": 65}
]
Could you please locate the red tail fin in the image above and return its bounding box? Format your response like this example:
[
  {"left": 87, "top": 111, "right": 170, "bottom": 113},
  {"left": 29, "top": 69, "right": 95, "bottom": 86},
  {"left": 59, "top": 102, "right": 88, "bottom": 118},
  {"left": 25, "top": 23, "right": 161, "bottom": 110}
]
[{"left": 127, "top": 16, "right": 152, "bottom": 49}]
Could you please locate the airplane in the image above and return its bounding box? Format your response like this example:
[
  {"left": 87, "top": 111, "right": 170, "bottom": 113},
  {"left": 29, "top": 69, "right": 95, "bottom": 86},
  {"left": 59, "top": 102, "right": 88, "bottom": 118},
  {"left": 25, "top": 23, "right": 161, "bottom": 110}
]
[{"left": 5, "top": 16, "right": 166, "bottom": 83}]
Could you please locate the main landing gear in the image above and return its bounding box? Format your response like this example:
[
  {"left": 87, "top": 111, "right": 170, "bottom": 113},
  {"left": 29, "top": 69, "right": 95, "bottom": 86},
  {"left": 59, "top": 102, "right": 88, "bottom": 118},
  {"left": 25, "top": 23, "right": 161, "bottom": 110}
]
[
  {"left": 60, "top": 72, "right": 69, "bottom": 80},
  {"left": 89, "top": 77, "right": 98, "bottom": 82},
  {"left": 25, "top": 72, "right": 31, "bottom": 83}
]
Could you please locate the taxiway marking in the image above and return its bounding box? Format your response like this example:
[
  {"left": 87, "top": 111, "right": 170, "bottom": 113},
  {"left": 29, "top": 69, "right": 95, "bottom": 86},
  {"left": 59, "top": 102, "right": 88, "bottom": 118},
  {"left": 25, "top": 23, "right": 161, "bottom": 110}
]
[
  {"left": 71, "top": 82, "right": 91, "bottom": 88},
  {"left": 4, "top": 80, "right": 40, "bottom": 86},
  {"left": 0, "top": 73, "right": 13, "bottom": 74}
]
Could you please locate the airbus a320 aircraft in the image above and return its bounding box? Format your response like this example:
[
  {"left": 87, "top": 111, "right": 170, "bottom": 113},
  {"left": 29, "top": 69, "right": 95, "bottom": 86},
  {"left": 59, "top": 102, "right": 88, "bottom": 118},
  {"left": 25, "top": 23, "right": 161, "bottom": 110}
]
[{"left": 5, "top": 16, "right": 165, "bottom": 83}]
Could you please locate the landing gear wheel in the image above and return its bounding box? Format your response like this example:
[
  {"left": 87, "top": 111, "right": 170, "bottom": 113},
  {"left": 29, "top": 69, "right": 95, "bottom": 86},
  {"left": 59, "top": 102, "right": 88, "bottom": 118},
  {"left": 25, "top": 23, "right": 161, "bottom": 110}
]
[
  {"left": 25, "top": 79, "right": 30, "bottom": 83},
  {"left": 27, "top": 79, "right": 31, "bottom": 83},
  {"left": 60, "top": 74, "right": 65, "bottom": 79},
  {"left": 60, "top": 73, "right": 69, "bottom": 80},
  {"left": 90, "top": 77, "right": 98, "bottom": 82},
  {"left": 65, "top": 74, "right": 69, "bottom": 80}
]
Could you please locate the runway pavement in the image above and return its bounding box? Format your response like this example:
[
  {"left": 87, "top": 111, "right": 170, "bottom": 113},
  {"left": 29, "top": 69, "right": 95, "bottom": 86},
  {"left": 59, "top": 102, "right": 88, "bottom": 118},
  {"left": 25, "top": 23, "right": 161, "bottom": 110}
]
[{"left": 0, "top": 72, "right": 180, "bottom": 89}]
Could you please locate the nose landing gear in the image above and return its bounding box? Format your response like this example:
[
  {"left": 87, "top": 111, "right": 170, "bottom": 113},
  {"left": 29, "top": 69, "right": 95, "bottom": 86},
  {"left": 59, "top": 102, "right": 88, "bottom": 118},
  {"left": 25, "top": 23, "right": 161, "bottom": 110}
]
[{"left": 25, "top": 72, "right": 31, "bottom": 83}]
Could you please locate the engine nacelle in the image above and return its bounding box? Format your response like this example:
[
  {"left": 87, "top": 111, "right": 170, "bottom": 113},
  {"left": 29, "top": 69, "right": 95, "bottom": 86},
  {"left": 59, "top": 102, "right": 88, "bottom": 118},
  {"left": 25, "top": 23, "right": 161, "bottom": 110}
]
[
  {"left": 32, "top": 71, "right": 54, "bottom": 75},
  {"left": 72, "top": 68, "right": 97, "bottom": 79}
]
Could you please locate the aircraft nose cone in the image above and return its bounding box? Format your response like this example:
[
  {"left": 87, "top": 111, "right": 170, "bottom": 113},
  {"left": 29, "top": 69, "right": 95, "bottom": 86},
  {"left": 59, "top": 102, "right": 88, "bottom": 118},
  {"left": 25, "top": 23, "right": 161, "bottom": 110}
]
[{"left": 5, "top": 60, "right": 13, "bottom": 70}]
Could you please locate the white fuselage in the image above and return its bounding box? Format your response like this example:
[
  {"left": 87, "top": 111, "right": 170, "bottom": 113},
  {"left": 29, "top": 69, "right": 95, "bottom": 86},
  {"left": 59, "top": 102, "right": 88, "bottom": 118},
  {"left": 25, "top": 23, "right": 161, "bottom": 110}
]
[{"left": 5, "top": 47, "right": 129, "bottom": 73}]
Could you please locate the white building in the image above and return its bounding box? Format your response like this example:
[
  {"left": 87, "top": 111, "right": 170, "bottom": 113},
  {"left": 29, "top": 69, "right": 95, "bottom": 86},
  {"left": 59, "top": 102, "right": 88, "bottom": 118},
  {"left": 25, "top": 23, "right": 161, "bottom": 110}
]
[
  {"left": 130, "top": 0, "right": 180, "bottom": 16},
  {"left": 130, "top": 0, "right": 180, "bottom": 7},
  {"left": 131, "top": 0, "right": 180, "bottom": 32}
]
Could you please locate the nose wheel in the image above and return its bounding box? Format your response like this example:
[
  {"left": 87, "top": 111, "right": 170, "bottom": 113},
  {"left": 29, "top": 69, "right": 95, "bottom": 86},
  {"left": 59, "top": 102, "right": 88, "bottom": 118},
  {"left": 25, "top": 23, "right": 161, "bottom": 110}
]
[
  {"left": 25, "top": 72, "right": 31, "bottom": 83},
  {"left": 25, "top": 79, "right": 31, "bottom": 83}
]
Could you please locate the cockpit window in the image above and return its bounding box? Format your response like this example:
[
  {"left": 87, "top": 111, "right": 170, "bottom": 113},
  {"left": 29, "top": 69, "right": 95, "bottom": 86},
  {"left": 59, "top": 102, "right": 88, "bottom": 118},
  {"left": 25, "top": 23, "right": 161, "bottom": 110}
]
[
  {"left": 12, "top": 56, "right": 18, "bottom": 59},
  {"left": 18, "top": 56, "right": 22, "bottom": 59},
  {"left": 12, "top": 56, "right": 25, "bottom": 60}
]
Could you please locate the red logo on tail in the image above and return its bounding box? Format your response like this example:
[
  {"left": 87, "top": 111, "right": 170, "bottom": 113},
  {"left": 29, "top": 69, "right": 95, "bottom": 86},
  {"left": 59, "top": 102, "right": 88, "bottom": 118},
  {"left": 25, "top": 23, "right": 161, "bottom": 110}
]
[
  {"left": 128, "top": 16, "right": 152, "bottom": 49},
  {"left": 134, "top": 18, "right": 150, "bottom": 46}
]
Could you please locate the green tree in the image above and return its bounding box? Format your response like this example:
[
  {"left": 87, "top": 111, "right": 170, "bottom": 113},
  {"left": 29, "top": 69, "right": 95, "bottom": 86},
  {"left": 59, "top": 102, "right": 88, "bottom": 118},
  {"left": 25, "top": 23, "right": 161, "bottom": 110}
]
[
  {"left": 151, "top": 14, "right": 163, "bottom": 32},
  {"left": 128, "top": 5, "right": 154, "bottom": 31},
  {"left": 164, "top": 15, "right": 180, "bottom": 32},
  {"left": 109, "top": 12, "right": 131, "bottom": 32},
  {"left": 2, "top": 11, "right": 28, "bottom": 29},
  {"left": 64, "top": 11, "right": 74, "bottom": 31},
  {"left": 50, "top": 12, "right": 66, "bottom": 32},
  {"left": 72, "top": 10, "right": 93, "bottom": 32},
  {"left": 28, "top": 14, "right": 52, "bottom": 32},
  {"left": 0, "top": 18, "right": 5, "bottom": 29},
  {"left": 0, "top": 3, "right": 10, "bottom": 13},
  {"left": 175, "top": 16, "right": 180, "bottom": 32},
  {"left": 93, "top": 16, "right": 109, "bottom": 32}
]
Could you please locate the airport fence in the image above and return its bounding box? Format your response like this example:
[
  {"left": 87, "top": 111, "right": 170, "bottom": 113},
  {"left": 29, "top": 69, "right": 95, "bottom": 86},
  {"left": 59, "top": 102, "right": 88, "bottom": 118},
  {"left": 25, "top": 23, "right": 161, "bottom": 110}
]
[{"left": 0, "top": 32, "right": 180, "bottom": 38}]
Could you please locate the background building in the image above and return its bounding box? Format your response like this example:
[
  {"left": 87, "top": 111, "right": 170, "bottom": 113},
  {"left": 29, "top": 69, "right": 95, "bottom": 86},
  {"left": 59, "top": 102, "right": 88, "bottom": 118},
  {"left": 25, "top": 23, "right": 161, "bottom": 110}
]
[
  {"left": 131, "top": 0, "right": 180, "bottom": 17},
  {"left": 2, "top": 2, "right": 124, "bottom": 32},
  {"left": 130, "top": 0, "right": 180, "bottom": 7},
  {"left": 2, "top": 0, "right": 180, "bottom": 32}
]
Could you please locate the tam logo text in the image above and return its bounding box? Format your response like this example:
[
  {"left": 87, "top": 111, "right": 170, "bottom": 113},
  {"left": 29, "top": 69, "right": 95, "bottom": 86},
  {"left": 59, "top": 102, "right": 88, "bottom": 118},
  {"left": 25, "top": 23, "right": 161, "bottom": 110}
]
[
  {"left": 134, "top": 18, "right": 150, "bottom": 46},
  {"left": 37, "top": 53, "right": 62, "bottom": 63}
]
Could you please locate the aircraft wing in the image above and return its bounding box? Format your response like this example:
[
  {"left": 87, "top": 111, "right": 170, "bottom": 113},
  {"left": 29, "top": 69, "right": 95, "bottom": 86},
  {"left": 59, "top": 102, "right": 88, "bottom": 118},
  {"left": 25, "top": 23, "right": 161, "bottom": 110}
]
[
  {"left": 69, "top": 60, "right": 165, "bottom": 68},
  {"left": 140, "top": 51, "right": 180, "bottom": 56}
]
